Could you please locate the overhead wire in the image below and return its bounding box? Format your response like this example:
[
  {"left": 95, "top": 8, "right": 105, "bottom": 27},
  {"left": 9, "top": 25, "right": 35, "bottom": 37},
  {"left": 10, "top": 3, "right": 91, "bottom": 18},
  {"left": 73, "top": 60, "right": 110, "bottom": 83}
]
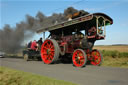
[{"left": 46, "top": 0, "right": 86, "bottom": 15}]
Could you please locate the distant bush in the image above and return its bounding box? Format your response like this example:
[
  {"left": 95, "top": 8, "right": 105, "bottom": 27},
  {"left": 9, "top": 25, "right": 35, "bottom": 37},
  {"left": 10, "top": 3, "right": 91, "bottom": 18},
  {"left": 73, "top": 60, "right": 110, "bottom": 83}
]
[
  {"left": 101, "top": 50, "right": 128, "bottom": 58},
  {"left": 119, "top": 52, "right": 128, "bottom": 58}
]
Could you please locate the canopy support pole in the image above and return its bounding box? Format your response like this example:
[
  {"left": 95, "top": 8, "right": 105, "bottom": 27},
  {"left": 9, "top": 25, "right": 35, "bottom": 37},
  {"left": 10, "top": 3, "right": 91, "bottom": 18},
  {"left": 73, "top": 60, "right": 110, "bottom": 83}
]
[
  {"left": 96, "top": 16, "right": 99, "bottom": 35},
  {"left": 104, "top": 20, "right": 106, "bottom": 37},
  {"left": 43, "top": 32, "right": 45, "bottom": 42}
]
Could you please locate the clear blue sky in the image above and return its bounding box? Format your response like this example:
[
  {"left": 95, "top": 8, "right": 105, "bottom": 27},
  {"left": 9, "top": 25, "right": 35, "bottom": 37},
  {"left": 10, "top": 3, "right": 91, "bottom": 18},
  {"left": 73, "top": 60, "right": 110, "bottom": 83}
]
[{"left": 0, "top": 0, "right": 128, "bottom": 45}]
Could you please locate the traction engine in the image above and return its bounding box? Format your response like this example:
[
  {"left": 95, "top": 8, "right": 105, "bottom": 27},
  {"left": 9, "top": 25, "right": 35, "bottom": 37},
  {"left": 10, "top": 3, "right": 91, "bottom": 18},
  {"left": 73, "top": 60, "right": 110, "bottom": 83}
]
[{"left": 37, "top": 12, "right": 113, "bottom": 67}]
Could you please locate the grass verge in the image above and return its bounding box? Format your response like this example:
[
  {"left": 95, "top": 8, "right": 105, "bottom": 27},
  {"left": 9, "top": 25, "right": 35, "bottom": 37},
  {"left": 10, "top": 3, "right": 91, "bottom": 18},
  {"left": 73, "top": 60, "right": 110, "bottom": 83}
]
[
  {"left": 100, "top": 50, "right": 128, "bottom": 68},
  {"left": 0, "top": 67, "right": 77, "bottom": 85},
  {"left": 101, "top": 50, "right": 128, "bottom": 58},
  {"left": 102, "top": 56, "right": 128, "bottom": 68}
]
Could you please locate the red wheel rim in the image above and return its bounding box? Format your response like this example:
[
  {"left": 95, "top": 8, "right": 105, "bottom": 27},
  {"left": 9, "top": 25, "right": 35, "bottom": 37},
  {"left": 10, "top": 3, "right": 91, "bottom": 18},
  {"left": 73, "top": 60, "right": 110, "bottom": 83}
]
[
  {"left": 91, "top": 50, "right": 101, "bottom": 65},
  {"left": 72, "top": 50, "right": 86, "bottom": 67},
  {"left": 41, "top": 40, "right": 55, "bottom": 64}
]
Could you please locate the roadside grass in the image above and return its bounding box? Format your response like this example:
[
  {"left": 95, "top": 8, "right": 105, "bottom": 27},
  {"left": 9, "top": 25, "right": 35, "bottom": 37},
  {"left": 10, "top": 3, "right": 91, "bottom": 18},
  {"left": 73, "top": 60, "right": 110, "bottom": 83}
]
[
  {"left": 100, "top": 50, "right": 128, "bottom": 68},
  {"left": 0, "top": 67, "right": 77, "bottom": 85},
  {"left": 5, "top": 53, "right": 22, "bottom": 57},
  {"left": 102, "top": 56, "right": 128, "bottom": 68},
  {"left": 101, "top": 50, "right": 128, "bottom": 58}
]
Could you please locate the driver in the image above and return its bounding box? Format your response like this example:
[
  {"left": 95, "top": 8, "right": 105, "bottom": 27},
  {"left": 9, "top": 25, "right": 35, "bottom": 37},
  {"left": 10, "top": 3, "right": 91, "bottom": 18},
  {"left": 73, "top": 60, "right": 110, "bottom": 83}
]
[
  {"left": 31, "top": 40, "right": 38, "bottom": 51},
  {"left": 77, "top": 32, "right": 84, "bottom": 39},
  {"left": 74, "top": 31, "right": 84, "bottom": 40}
]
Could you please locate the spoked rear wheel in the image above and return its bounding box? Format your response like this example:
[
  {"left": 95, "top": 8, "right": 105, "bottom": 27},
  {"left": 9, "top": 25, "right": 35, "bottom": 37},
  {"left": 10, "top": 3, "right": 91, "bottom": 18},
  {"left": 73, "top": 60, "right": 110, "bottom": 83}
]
[
  {"left": 72, "top": 49, "right": 87, "bottom": 67},
  {"left": 41, "top": 39, "right": 59, "bottom": 64},
  {"left": 90, "top": 49, "right": 103, "bottom": 66}
]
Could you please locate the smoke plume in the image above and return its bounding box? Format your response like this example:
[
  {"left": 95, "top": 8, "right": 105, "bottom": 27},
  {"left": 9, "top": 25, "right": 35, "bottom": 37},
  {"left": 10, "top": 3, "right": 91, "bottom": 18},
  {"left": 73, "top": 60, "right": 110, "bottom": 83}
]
[{"left": 0, "top": 7, "right": 89, "bottom": 53}]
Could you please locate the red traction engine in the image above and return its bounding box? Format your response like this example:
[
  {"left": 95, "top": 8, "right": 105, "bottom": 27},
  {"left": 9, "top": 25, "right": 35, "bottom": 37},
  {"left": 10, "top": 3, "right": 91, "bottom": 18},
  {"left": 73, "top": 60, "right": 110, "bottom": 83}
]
[{"left": 37, "top": 13, "right": 113, "bottom": 67}]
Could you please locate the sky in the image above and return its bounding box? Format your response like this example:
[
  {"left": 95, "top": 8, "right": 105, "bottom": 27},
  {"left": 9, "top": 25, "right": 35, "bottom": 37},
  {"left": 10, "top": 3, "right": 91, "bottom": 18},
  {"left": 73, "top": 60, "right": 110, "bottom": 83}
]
[{"left": 0, "top": 0, "right": 128, "bottom": 45}]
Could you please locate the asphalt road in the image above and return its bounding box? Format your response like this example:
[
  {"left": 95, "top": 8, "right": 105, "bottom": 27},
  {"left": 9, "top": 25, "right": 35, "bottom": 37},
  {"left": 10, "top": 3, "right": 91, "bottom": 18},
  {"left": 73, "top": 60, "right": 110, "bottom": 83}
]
[{"left": 0, "top": 57, "right": 128, "bottom": 85}]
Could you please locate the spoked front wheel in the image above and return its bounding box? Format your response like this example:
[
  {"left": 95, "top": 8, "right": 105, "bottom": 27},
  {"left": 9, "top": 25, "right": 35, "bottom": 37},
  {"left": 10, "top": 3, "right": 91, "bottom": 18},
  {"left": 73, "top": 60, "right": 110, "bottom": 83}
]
[
  {"left": 90, "top": 49, "right": 103, "bottom": 66},
  {"left": 72, "top": 49, "right": 87, "bottom": 67}
]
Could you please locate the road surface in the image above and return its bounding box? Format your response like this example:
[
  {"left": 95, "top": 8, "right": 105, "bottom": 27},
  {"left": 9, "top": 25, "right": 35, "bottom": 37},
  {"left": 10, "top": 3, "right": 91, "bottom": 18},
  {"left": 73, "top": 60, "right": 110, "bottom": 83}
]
[{"left": 0, "top": 57, "right": 128, "bottom": 85}]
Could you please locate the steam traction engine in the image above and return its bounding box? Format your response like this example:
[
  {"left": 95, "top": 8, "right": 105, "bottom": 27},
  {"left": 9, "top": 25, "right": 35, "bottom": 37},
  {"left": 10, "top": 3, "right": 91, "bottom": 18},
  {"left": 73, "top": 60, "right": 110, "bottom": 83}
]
[{"left": 37, "top": 13, "right": 113, "bottom": 67}]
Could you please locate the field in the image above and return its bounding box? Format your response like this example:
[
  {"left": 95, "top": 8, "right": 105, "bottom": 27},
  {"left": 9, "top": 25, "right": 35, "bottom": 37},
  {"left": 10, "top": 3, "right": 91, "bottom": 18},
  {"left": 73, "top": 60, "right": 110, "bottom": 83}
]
[
  {"left": 0, "top": 67, "right": 77, "bottom": 85},
  {"left": 94, "top": 45, "right": 128, "bottom": 52},
  {"left": 94, "top": 45, "right": 128, "bottom": 68}
]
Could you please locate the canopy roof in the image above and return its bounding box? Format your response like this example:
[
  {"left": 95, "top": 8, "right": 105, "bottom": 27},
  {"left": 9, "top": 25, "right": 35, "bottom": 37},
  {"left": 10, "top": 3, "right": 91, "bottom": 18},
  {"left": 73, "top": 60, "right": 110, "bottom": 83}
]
[{"left": 37, "top": 13, "right": 113, "bottom": 33}]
